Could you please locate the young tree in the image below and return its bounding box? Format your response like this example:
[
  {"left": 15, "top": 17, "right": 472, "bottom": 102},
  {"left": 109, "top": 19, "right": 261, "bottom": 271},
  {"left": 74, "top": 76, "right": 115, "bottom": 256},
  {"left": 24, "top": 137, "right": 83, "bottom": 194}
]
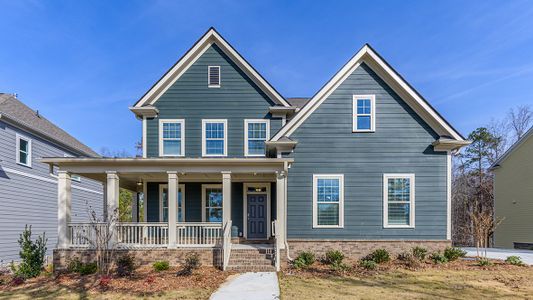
[
  {"left": 507, "top": 105, "right": 532, "bottom": 142},
  {"left": 118, "top": 189, "right": 133, "bottom": 222}
]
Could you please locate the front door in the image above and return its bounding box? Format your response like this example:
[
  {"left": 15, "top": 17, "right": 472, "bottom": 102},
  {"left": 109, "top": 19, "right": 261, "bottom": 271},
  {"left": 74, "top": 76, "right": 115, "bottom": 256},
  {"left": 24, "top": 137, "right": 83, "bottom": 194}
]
[{"left": 247, "top": 194, "right": 267, "bottom": 239}]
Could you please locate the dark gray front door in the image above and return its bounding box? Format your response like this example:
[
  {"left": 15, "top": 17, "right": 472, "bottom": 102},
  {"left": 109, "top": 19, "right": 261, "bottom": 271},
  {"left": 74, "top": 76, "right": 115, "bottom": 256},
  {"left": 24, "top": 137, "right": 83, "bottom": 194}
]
[{"left": 247, "top": 194, "right": 267, "bottom": 239}]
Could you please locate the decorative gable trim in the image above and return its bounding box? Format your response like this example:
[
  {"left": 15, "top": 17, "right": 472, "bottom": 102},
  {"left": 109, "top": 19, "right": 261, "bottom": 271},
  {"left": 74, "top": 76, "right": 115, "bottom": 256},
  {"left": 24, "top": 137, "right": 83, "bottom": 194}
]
[
  {"left": 132, "top": 27, "right": 290, "bottom": 109},
  {"left": 272, "top": 44, "right": 466, "bottom": 143}
]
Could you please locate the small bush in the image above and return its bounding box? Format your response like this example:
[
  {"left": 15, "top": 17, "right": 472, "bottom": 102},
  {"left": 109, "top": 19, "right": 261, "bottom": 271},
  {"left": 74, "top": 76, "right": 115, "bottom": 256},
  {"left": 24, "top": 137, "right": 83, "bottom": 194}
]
[
  {"left": 324, "top": 250, "right": 345, "bottom": 265},
  {"left": 443, "top": 247, "right": 467, "bottom": 261},
  {"left": 477, "top": 258, "right": 492, "bottom": 266},
  {"left": 11, "top": 225, "right": 47, "bottom": 279},
  {"left": 11, "top": 276, "right": 25, "bottom": 286},
  {"left": 412, "top": 246, "right": 428, "bottom": 261},
  {"left": 364, "top": 249, "right": 390, "bottom": 264},
  {"left": 153, "top": 261, "right": 170, "bottom": 272},
  {"left": 359, "top": 259, "right": 377, "bottom": 270},
  {"left": 330, "top": 261, "right": 350, "bottom": 272},
  {"left": 177, "top": 253, "right": 201, "bottom": 276},
  {"left": 116, "top": 254, "right": 136, "bottom": 277},
  {"left": 292, "top": 251, "right": 315, "bottom": 269},
  {"left": 67, "top": 259, "right": 97, "bottom": 275},
  {"left": 397, "top": 252, "right": 420, "bottom": 269},
  {"left": 505, "top": 256, "right": 525, "bottom": 266},
  {"left": 99, "top": 275, "right": 111, "bottom": 289},
  {"left": 430, "top": 252, "right": 448, "bottom": 264}
]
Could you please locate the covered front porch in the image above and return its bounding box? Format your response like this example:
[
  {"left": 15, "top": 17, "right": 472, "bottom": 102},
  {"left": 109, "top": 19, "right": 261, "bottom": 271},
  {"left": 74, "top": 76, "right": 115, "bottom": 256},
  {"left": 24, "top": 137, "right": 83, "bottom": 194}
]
[{"left": 43, "top": 157, "right": 291, "bottom": 270}]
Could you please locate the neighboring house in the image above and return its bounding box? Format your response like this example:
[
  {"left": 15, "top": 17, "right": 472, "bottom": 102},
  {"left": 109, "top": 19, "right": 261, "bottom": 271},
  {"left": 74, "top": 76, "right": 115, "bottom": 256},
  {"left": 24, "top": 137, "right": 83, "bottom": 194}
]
[
  {"left": 491, "top": 127, "right": 533, "bottom": 249},
  {"left": 0, "top": 94, "right": 103, "bottom": 264},
  {"left": 43, "top": 28, "right": 469, "bottom": 272}
]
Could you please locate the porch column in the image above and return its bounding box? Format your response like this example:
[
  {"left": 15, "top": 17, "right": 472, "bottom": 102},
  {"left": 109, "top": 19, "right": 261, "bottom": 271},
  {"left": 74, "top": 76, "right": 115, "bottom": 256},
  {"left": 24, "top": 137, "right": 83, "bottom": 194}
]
[
  {"left": 106, "top": 171, "right": 119, "bottom": 245},
  {"left": 222, "top": 171, "right": 232, "bottom": 226},
  {"left": 57, "top": 171, "right": 72, "bottom": 249},
  {"left": 276, "top": 171, "right": 286, "bottom": 249},
  {"left": 167, "top": 171, "right": 178, "bottom": 248}
]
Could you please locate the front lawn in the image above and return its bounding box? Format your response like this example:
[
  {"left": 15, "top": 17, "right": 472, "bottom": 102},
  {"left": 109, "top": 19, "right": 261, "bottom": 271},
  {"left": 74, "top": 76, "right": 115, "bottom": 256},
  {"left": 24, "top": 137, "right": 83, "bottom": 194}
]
[
  {"left": 279, "top": 259, "right": 533, "bottom": 299},
  {"left": 0, "top": 266, "right": 230, "bottom": 300}
]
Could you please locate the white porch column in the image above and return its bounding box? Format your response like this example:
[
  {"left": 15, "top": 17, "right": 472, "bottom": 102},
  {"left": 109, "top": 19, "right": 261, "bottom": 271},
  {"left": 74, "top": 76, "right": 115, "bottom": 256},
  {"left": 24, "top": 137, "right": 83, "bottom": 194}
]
[
  {"left": 167, "top": 171, "right": 178, "bottom": 248},
  {"left": 106, "top": 171, "right": 119, "bottom": 245},
  {"left": 276, "top": 171, "right": 286, "bottom": 249},
  {"left": 222, "top": 171, "right": 232, "bottom": 226},
  {"left": 57, "top": 171, "right": 72, "bottom": 249}
]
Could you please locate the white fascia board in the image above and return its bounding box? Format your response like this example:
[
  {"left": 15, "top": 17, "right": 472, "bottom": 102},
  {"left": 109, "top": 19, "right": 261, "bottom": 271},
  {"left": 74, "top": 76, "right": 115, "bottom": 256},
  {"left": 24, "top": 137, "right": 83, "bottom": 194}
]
[
  {"left": 134, "top": 28, "right": 290, "bottom": 108},
  {"left": 272, "top": 45, "right": 465, "bottom": 142}
]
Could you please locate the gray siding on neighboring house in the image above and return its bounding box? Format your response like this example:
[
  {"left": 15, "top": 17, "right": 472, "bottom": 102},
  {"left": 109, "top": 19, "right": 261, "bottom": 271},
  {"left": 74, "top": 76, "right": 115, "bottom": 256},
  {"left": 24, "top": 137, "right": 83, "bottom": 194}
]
[
  {"left": 146, "top": 44, "right": 282, "bottom": 158},
  {"left": 285, "top": 63, "right": 447, "bottom": 240},
  {"left": 0, "top": 120, "right": 103, "bottom": 264}
]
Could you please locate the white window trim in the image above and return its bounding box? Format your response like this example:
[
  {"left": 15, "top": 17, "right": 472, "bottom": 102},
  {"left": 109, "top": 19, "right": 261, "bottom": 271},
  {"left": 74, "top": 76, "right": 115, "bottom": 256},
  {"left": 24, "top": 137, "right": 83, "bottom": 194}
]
[
  {"left": 159, "top": 183, "right": 186, "bottom": 222},
  {"left": 63, "top": 154, "right": 81, "bottom": 182},
  {"left": 201, "top": 184, "right": 223, "bottom": 222},
  {"left": 159, "top": 119, "right": 185, "bottom": 157},
  {"left": 15, "top": 133, "right": 32, "bottom": 167},
  {"left": 208, "top": 65, "right": 221, "bottom": 88},
  {"left": 352, "top": 94, "right": 376, "bottom": 132},
  {"left": 312, "top": 174, "right": 344, "bottom": 228},
  {"left": 202, "top": 119, "right": 228, "bottom": 157},
  {"left": 383, "top": 173, "right": 415, "bottom": 228},
  {"left": 244, "top": 119, "right": 270, "bottom": 157}
]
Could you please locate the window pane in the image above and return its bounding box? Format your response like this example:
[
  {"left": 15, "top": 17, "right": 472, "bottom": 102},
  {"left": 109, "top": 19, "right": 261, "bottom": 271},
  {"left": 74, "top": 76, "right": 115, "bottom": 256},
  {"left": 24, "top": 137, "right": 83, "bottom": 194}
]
[
  {"left": 388, "top": 203, "right": 410, "bottom": 225},
  {"left": 357, "top": 116, "right": 371, "bottom": 130},
  {"left": 317, "top": 179, "right": 339, "bottom": 202},
  {"left": 162, "top": 188, "right": 168, "bottom": 222},
  {"left": 248, "top": 140, "right": 265, "bottom": 155},
  {"left": 163, "top": 140, "right": 181, "bottom": 155},
  {"left": 19, "top": 139, "right": 28, "bottom": 152},
  {"left": 207, "top": 208, "right": 223, "bottom": 222},
  {"left": 206, "top": 188, "right": 223, "bottom": 207},
  {"left": 19, "top": 151, "right": 28, "bottom": 164},
  {"left": 206, "top": 122, "right": 224, "bottom": 139},
  {"left": 206, "top": 140, "right": 224, "bottom": 155},
  {"left": 163, "top": 123, "right": 181, "bottom": 139},
  {"left": 357, "top": 99, "right": 371, "bottom": 114},
  {"left": 178, "top": 190, "right": 184, "bottom": 222},
  {"left": 248, "top": 123, "right": 266, "bottom": 139},
  {"left": 388, "top": 178, "right": 410, "bottom": 202},
  {"left": 317, "top": 203, "right": 339, "bottom": 226}
]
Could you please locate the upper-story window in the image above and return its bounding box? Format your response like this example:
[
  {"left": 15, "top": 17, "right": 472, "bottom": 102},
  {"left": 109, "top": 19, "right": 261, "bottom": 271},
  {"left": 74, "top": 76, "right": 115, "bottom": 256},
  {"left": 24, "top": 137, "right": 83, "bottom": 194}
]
[
  {"left": 383, "top": 174, "right": 415, "bottom": 228},
  {"left": 16, "top": 134, "right": 32, "bottom": 167},
  {"left": 202, "top": 119, "right": 227, "bottom": 156},
  {"left": 208, "top": 66, "right": 221, "bottom": 88},
  {"left": 159, "top": 119, "right": 185, "bottom": 157},
  {"left": 244, "top": 119, "right": 270, "bottom": 156},
  {"left": 353, "top": 95, "right": 375, "bottom": 132}
]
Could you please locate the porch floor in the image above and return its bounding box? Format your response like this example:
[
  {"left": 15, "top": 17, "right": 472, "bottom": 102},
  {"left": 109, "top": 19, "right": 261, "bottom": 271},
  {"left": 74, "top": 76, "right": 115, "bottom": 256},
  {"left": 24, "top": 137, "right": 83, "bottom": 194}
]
[{"left": 231, "top": 244, "right": 273, "bottom": 250}]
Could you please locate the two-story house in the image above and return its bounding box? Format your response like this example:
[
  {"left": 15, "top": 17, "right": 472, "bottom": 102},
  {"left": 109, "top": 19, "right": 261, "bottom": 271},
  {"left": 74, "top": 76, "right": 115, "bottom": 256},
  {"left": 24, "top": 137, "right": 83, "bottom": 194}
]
[
  {"left": 43, "top": 28, "right": 469, "bottom": 272},
  {"left": 0, "top": 93, "right": 103, "bottom": 264}
]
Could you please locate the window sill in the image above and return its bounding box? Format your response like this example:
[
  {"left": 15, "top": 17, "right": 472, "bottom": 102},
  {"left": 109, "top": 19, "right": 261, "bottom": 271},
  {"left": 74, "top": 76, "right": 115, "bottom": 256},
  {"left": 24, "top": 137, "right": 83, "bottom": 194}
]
[
  {"left": 16, "top": 162, "right": 32, "bottom": 168},
  {"left": 352, "top": 130, "right": 375, "bottom": 133},
  {"left": 383, "top": 225, "right": 415, "bottom": 229},
  {"left": 313, "top": 225, "right": 344, "bottom": 229},
  {"left": 208, "top": 85, "right": 221, "bottom": 88}
]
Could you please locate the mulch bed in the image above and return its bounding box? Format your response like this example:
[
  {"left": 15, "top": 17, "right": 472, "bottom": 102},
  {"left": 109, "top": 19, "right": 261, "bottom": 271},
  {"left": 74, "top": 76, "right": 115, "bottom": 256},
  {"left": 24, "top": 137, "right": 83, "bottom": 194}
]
[{"left": 0, "top": 266, "right": 232, "bottom": 296}]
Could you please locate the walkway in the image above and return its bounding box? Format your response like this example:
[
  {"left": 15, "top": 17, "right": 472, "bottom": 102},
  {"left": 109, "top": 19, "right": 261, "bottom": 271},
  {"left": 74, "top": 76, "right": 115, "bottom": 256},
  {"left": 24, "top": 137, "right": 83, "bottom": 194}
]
[
  {"left": 210, "top": 272, "right": 280, "bottom": 300},
  {"left": 462, "top": 247, "right": 533, "bottom": 265}
]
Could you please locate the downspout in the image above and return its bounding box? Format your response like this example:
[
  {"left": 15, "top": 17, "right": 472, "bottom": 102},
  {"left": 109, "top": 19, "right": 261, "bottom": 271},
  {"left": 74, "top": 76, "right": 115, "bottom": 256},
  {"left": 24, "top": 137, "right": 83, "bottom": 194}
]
[{"left": 283, "top": 161, "right": 293, "bottom": 261}]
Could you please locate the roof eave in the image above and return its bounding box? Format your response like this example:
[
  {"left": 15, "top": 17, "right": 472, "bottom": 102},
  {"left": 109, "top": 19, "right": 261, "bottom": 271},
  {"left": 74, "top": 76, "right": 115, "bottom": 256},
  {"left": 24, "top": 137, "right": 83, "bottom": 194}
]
[
  {"left": 431, "top": 138, "right": 471, "bottom": 152},
  {"left": 129, "top": 106, "right": 159, "bottom": 119}
]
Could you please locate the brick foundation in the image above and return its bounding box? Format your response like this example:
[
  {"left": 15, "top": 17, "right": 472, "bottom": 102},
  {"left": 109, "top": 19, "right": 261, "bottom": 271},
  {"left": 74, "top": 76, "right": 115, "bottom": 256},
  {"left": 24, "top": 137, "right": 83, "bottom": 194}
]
[
  {"left": 53, "top": 248, "right": 222, "bottom": 271},
  {"left": 285, "top": 240, "right": 450, "bottom": 262}
]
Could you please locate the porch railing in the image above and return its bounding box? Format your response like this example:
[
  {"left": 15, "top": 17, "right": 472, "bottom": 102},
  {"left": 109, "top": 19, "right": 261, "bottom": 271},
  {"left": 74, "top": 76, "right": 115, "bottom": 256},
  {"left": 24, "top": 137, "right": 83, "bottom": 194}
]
[{"left": 68, "top": 222, "right": 222, "bottom": 248}]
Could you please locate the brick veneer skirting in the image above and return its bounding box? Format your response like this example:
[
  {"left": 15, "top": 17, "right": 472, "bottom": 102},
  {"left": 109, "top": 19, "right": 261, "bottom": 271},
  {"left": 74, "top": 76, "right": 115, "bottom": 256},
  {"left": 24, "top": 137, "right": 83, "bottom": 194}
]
[
  {"left": 286, "top": 240, "right": 450, "bottom": 262},
  {"left": 53, "top": 248, "right": 222, "bottom": 271}
]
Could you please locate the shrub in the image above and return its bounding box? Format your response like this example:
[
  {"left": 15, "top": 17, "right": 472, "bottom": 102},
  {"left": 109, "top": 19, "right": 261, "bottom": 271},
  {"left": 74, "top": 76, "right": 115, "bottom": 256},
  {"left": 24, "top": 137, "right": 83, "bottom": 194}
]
[
  {"left": 505, "top": 256, "right": 525, "bottom": 266},
  {"left": 430, "top": 252, "right": 448, "bottom": 264},
  {"left": 324, "top": 250, "right": 345, "bottom": 265},
  {"left": 177, "top": 252, "right": 201, "bottom": 276},
  {"left": 67, "top": 259, "right": 97, "bottom": 275},
  {"left": 443, "top": 247, "right": 467, "bottom": 261},
  {"left": 153, "top": 261, "right": 170, "bottom": 272},
  {"left": 477, "top": 258, "right": 492, "bottom": 266},
  {"left": 116, "top": 254, "right": 136, "bottom": 277},
  {"left": 359, "top": 259, "right": 377, "bottom": 270},
  {"left": 397, "top": 252, "right": 420, "bottom": 269},
  {"left": 330, "top": 261, "right": 350, "bottom": 272},
  {"left": 412, "top": 246, "right": 428, "bottom": 261},
  {"left": 99, "top": 275, "right": 112, "bottom": 289},
  {"left": 11, "top": 276, "right": 25, "bottom": 286},
  {"left": 10, "top": 225, "right": 47, "bottom": 279},
  {"left": 292, "top": 251, "right": 315, "bottom": 269},
  {"left": 364, "top": 249, "right": 390, "bottom": 264}
]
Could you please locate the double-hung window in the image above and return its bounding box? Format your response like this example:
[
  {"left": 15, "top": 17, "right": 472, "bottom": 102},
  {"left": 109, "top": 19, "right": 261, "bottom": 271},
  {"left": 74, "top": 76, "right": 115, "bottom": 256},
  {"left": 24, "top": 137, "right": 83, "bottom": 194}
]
[
  {"left": 244, "top": 119, "right": 269, "bottom": 156},
  {"left": 159, "top": 119, "right": 185, "bottom": 157},
  {"left": 16, "top": 134, "right": 32, "bottom": 167},
  {"left": 202, "top": 185, "right": 223, "bottom": 222},
  {"left": 202, "top": 119, "right": 227, "bottom": 156},
  {"left": 313, "top": 174, "right": 344, "bottom": 228},
  {"left": 353, "top": 95, "right": 375, "bottom": 132},
  {"left": 160, "top": 184, "right": 185, "bottom": 222},
  {"left": 383, "top": 174, "right": 415, "bottom": 228}
]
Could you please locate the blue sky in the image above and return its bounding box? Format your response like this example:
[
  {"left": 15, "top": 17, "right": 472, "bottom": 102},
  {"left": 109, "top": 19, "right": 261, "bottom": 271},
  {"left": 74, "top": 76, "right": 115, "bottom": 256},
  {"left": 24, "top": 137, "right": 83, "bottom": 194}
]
[{"left": 1, "top": 0, "right": 533, "bottom": 154}]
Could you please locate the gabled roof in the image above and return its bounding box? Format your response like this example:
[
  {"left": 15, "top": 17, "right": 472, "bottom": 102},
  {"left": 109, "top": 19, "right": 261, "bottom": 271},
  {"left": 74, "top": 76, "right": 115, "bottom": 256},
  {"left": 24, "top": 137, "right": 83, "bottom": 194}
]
[
  {"left": 490, "top": 126, "right": 533, "bottom": 170},
  {"left": 272, "top": 44, "right": 466, "bottom": 143},
  {"left": 132, "top": 27, "right": 291, "bottom": 109},
  {"left": 0, "top": 94, "right": 99, "bottom": 157}
]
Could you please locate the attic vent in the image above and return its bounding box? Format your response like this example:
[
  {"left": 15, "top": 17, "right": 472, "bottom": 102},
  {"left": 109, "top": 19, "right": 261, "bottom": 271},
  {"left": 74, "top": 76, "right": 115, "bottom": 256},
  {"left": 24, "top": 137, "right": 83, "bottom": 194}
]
[{"left": 208, "top": 66, "right": 221, "bottom": 88}]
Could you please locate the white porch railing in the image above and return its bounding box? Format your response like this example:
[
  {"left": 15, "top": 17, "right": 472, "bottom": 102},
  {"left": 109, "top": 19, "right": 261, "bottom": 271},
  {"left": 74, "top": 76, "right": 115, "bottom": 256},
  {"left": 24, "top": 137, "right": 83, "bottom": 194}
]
[
  {"left": 222, "top": 220, "right": 232, "bottom": 270},
  {"left": 68, "top": 222, "right": 222, "bottom": 248}
]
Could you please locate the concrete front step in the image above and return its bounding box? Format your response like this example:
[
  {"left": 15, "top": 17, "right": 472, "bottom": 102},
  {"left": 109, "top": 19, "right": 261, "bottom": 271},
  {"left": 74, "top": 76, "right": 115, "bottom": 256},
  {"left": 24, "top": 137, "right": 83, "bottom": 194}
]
[
  {"left": 228, "top": 260, "right": 273, "bottom": 266},
  {"left": 226, "top": 265, "right": 276, "bottom": 272}
]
